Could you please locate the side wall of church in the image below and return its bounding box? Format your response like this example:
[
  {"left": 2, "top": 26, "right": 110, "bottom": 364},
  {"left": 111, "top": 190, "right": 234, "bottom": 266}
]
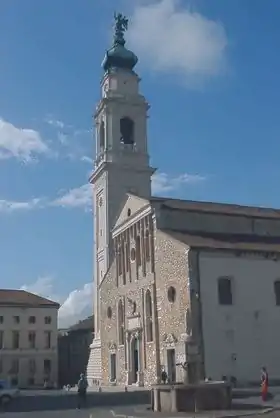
[
  {"left": 199, "top": 250, "right": 280, "bottom": 383},
  {"left": 154, "top": 230, "right": 191, "bottom": 383}
]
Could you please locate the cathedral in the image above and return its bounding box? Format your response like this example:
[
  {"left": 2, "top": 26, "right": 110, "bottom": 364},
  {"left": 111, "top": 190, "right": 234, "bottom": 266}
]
[{"left": 87, "top": 13, "right": 280, "bottom": 387}]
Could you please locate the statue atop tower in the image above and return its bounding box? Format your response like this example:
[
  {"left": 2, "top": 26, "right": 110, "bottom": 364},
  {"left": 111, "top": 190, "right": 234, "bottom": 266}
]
[
  {"left": 113, "top": 12, "right": 128, "bottom": 45},
  {"left": 102, "top": 12, "right": 138, "bottom": 72}
]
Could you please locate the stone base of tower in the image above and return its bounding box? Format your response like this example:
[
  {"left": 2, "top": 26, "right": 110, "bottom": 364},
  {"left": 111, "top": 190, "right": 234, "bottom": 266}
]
[{"left": 86, "top": 338, "right": 102, "bottom": 387}]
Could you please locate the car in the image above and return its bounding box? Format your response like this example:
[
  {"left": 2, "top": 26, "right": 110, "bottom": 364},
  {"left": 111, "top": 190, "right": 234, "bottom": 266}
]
[{"left": 0, "top": 380, "right": 20, "bottom": 405}]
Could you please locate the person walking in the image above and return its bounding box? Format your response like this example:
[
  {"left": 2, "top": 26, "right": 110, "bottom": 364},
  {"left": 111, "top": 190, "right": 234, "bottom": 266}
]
[
  {"left": 77, "top": 373, "right": 88, "bottom": 409},
  {"left": 261, "top": 367, "right": 269, "bottom": 402}
]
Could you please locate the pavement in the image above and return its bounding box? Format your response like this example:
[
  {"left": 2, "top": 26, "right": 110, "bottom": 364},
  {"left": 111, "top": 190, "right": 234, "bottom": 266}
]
[{"left": 1, "top": 387, "right": 280, "bottom": 418}]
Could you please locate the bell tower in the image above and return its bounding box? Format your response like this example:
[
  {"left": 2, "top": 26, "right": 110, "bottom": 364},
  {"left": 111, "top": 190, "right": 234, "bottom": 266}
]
[{"left": 86, "top": 13, "right": 154, "bottom": 385}]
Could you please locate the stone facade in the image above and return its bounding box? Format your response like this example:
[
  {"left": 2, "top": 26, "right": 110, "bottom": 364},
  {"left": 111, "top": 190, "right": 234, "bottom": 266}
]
[
  {"left": 99, "top": 194, "right": 280, "bottom": 386},
  {"left": 99, "top": 199, "right": 202, "bottom": 386}
]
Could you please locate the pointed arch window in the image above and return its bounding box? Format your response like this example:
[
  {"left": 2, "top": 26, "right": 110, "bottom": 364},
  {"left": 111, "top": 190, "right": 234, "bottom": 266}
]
[
  {"left": 145, "top": 290, "right": 153, "bottom": 342},
  {"left": 120, "top": 117, "right": 134, "bottom": 145},
  {"left": 117, "top": 245, "right": 123, "bottom": 277},
  {"left": 136, "top": 235, "right": 141, "bottom": 267},
  {"left": 145, "top": 230, "right": 150, "bottom": 262},
  {"left": 99, "top": 120, "right": 105, "bottom": 150},
  {"left": 125, "top": 241, "right": 130, "bottom": 273},
  {"left": 118, "top": 300, "right": 125, "bottom": 345},
  {"left": 186, "top": 308, "right": 192, "bottom": 336}
]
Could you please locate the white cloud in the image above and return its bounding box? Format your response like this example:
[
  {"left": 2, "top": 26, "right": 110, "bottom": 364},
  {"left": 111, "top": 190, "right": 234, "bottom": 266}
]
[
  {"left": 0, "top": 197, "right": 43, "bottom": 212},
  {"left": 0, "top": 118, "right": 48, "bottom": 162},
  {"left": 152, "top": 171, "right": 205, "bottom": 194},
  {"left": 52, "top": 184, "right": 92, "bottom": 210},
  {"left": 81, "top": 156, "right": 93, "bottom": 164},
  {"left": 128, "top": 0, "right": 228, "bottom": 83},
  {"left": 58, "top": 283, "right": 93, "bottom": 328},
  {"left": 45, "top": 117, "right": 65, "bottom": 130},
  {"left": 0, "top": 171, "right": 205, "bottom": 213},
  {"left": 21, "top": 276, "right": 57, "bottom": 299},
  {"left": 21, "top": 277, "right": 93, "bottom": 329}
]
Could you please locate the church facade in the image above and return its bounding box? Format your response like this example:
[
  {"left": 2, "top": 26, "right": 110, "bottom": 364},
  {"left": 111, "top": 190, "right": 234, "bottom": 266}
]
[{"left": 87, "top": 14, "right": 280, "bottom": 387}]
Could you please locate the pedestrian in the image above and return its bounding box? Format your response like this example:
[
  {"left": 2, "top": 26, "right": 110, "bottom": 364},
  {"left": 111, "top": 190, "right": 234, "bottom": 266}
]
[
  {"left": 261, "top": 367, "right": 269, "bottom": 401},
  {"left": 77, "top": 373, "right": 88, "bottom": 409},
  {"left": 161, "top": 367, "right": 167, "bottom": 384}
]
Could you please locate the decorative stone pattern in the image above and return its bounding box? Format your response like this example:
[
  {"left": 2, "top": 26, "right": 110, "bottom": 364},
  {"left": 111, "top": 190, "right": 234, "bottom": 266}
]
[{"left": 99, "top": 219, "right": 193, "bottom": 387}]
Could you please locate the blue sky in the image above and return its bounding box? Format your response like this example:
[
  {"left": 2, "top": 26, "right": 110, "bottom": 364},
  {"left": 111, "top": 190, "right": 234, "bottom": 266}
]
[{"left": 1, "top": 0, "right": 280, "bottom": 326}]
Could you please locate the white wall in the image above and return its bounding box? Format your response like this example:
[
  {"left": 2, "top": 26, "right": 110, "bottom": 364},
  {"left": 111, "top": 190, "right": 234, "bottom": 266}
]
[
  {"left": 0, "top": 305, "right": 58, "bottom": 387},
  {"left": 199, "top": 251, "right": 280, "bottom": 383}
]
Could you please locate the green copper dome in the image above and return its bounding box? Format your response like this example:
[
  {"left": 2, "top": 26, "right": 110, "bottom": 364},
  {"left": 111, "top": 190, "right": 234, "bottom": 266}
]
[{"left": 102, "top": 13, "right": 138, "bottom": 72}]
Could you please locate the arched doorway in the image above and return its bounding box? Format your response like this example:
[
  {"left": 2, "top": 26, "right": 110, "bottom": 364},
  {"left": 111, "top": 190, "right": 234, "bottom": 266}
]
[{"left": 131, "top": 337, "right": 139, "bottom": 384}]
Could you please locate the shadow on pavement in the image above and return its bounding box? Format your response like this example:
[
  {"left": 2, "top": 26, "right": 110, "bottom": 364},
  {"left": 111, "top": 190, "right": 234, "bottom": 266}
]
[
  {"left": 0, "top": 391, "right": 151, "bottom": 413},
  {"left": 232, "top": 402, "right": 272, "bottom": 411}
]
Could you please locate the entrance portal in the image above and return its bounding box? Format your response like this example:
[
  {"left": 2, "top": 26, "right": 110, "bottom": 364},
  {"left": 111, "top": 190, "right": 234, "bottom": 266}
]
[
  {"left": 167, "top": 349, "right": 176, "bottom": 383},
  {"left": 110, "top": 353, "right": 116, "bottom": 382},
  {"left": 131, "top": 337, "right": 139, "bottom": 384}
]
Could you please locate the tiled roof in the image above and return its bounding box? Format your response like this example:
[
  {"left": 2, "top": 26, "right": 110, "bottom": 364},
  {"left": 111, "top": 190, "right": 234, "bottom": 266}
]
[
  {"left": 162, "top": 229, "right": 280, "bottom": 252},
  {"left": 0, "top": 289, "right": 60, "bottom": 308},
  {"left": 151, "top": 196, "right": 280, "bottom": 219}
]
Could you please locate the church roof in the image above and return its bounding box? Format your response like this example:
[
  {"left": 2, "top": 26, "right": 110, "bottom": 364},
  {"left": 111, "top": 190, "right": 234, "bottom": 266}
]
[
  {"left": 151, "top": 196, "right": 280, "bottom": 220},
  {"left": 162, "top": 229, "right": 280, "bottom": 252}
]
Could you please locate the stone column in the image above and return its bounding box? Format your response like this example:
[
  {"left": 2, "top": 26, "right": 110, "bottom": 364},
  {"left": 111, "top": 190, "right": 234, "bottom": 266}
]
[
  {"left": 136, "top": 331, "right": 144, "bottom": 386},
  {"left": 125, "top": 332, "right": 131, "bottom": 385}
]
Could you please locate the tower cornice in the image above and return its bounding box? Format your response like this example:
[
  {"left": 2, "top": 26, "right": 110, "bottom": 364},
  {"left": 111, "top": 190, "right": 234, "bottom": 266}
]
[
  {"left": 89, "top": 161, "right": 156, "bottom": 184},
  {"left": 94, "top": 95, "right": 149, "bottom": 120}
]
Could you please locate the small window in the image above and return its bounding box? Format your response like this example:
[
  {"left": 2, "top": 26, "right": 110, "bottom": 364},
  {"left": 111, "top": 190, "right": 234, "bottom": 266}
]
[
  {"left": 107, "top": 307, "right": 112, "bottom": 319},
  {"left": 218, "top": 277, "right": 233, "bottom": 305},
  {"left": 274, "top": 280, "right": 280, "bottom": 306},
  {"left": 99, "top": 120, "right": 105, "bottom": 149},
  {"left": 12, "top": 331, "right": 20, "bottom": 349},
  {"left": 127, "top": 208, "right": 131, "bottom": 217},
  {"left": 0, "top": 316, "right": 3, "bottom": 324},
  {"left": 29, "top": 316, "right": 36, "bottom": 324},
  {"left": 130, "top": 247, "right": 136, "bottom": 262},
  {"left": 43, "top": 359, "right": 51, "bottom": 374},
  {"left": 10, "top": 359, "right": 19, "bottom": 374},
  {"left": 29, "top": 359, "right": 36, "bottom": 374},
  {"left": 28, "top": 331, "right": 36, "bottom": 349},
  {"left": 13, "top": 316, "right": 20, "bottom": 324},
  {"left": 44, "top": 316, "right": 52, "bottom": 325},
  {"left": 167, "top": 286, "right": 176, "bottom": 303}
]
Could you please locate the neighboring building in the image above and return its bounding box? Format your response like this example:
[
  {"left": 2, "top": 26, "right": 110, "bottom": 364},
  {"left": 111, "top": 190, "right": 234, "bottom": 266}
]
[
  {"left": 58, "top": 316, "right": 93, "bottom": 387},
  {"left": 0, "top": 289, "right": 59, "bottom": 388},
  {"left": 87, "top": 13, "right": 280, "bottom": 387}
]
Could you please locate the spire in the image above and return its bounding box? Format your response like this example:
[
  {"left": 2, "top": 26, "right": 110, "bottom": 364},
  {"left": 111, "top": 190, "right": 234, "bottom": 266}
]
[{"left": 102, "top": 12, "right": 138, "bottom": 72}]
